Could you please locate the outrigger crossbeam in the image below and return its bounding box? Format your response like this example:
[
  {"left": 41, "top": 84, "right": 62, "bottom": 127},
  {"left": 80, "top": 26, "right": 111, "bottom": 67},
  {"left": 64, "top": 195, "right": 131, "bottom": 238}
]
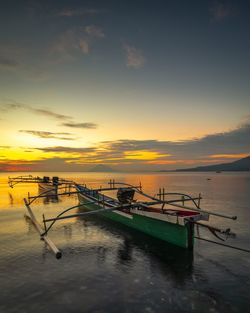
[{"left": 27, "top": 190, "right": 80, "bottom": 201}]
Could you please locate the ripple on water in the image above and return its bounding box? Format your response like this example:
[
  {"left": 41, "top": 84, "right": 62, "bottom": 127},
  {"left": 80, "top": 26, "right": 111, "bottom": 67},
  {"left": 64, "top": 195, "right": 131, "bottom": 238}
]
[{"left": 0, "top": 172, "right": 250, "bottom": 313}]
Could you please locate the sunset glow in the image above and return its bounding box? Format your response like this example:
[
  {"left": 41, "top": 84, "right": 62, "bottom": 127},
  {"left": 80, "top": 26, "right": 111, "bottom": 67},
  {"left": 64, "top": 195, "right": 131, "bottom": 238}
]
[{"left": 0, "top": 1, "right": 249, "bottom": 171}]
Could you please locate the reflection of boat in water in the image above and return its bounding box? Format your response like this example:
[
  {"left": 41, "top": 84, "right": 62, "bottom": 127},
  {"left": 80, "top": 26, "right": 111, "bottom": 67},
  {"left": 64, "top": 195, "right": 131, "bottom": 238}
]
[
  {"left": 75, "top": 211, "right": 194, "bottom": 281},
  {"left": 118, "top": 233, "right": 194, "bottom": 283},
  {"left": 38, "top": 176, "right": 59, "bottom": 194},
  {"left": 38, "top": 186, "right": 59, "bottom": 204}
]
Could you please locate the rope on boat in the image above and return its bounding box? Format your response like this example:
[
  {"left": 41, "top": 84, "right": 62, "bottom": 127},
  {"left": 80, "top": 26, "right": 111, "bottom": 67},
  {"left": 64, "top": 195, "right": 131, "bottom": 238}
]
[
  {"left": 195, "top": 236, "right": 250, "bottom": 253},
  {"left": 192, "top": 221, "right": 236, "bottom": 240}
]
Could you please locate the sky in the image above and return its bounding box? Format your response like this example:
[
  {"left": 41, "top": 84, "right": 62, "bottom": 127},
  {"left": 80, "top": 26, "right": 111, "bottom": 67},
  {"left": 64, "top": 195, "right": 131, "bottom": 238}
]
[{"left": 0, "top": 0, "right": 250, "bottom": 171}]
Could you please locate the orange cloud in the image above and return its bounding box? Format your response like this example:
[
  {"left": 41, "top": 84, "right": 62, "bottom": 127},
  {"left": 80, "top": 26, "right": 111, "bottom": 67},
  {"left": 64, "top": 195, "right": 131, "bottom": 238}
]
[
  {"left": 124, "top": 151, "right": 170, "bottom": 160},
  {"left": 209, "top": 153, "right": 250, "bottom": 159}
]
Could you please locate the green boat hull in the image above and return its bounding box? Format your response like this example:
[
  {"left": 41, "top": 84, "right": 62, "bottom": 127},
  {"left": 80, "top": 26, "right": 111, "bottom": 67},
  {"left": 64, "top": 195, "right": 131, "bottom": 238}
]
[{"left": 78, "top": 193, "right": 194, "bottom": 249}]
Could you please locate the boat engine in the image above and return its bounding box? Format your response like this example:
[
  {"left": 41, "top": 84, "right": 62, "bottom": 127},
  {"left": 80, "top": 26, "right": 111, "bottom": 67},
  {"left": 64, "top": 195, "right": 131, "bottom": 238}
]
[{"left": 117, "top": 188, "right": 135, "bottom": 204}]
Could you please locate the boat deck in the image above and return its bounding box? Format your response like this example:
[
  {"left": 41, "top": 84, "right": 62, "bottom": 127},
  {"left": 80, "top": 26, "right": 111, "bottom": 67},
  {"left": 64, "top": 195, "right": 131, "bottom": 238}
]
[{"left": 76, "top": 184, "right": 206, "bottom": 222}]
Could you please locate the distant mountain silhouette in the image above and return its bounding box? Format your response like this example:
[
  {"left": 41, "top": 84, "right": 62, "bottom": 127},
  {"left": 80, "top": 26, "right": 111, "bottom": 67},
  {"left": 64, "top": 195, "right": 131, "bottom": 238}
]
[
  {"left": 175, "top": 156, "right": 250, "bottom": 172},
  {"left": 89, "top": 164, "right": 115, "bottom": 172}
]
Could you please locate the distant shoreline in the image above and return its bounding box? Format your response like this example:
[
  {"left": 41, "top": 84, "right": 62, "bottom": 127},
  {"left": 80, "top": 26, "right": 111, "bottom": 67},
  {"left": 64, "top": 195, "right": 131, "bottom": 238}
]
[{"left": 1, "top": 169, "right": 249, "bottom": 173}]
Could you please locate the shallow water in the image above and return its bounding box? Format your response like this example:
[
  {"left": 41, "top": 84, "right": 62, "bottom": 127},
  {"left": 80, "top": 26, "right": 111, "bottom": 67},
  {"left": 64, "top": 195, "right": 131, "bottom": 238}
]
[{"left": 0, "top": 172, "right": 250, "bottom": 313}]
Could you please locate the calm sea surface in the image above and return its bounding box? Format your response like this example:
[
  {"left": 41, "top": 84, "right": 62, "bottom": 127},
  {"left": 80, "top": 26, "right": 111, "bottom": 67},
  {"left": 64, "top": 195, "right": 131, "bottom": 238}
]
[{"left": 0, "top": 172, "right": 250, "bottom": 313}]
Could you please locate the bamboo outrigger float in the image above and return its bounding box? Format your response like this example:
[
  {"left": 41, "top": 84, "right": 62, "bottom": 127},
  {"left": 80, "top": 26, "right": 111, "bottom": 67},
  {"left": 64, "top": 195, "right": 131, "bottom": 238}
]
[{"left": 8, "top": 175, "right": 250, "bottom": 258}]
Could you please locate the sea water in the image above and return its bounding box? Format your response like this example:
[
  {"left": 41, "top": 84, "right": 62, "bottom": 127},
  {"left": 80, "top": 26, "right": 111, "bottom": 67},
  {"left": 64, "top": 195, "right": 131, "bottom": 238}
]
[{"left": 0, "top": 172, "right": 250, "bottom": 313}]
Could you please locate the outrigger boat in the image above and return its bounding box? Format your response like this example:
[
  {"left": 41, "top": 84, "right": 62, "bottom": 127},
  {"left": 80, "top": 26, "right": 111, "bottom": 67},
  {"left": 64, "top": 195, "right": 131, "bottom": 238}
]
[
  {"left": 9, "top": 175, "right": 71, "bottom": 193},
  {"left": 8, "top": 175, "right": 71, "bottom": 187},
  {"left": 8, "top": 175, "right": 41, "bottom": 188},
  {"left": 38, "top": 176, "right": 60, "bottom": 193},
  {"left": 9, "top": 176, "right": 250, "bottom": 259},
  {"left": 75, "top": 182, "right": 208, "bottom": 249}
]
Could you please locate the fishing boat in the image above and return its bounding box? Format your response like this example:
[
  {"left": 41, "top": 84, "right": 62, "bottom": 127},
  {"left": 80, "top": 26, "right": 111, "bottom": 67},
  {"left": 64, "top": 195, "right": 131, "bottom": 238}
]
[
  {"left": 75, "top": 183, "right": 208, "bottom": 249},
  {"left": 8, "top": 175, "right": 42, "bottom": 188},
  {"left": 8, "top": 176, "right": 249, "bottom": 259},
  {"left": 8, "top": 175, "right": 72, "bottom": 192},
  {"left": 38, "top": 176, "right": 59, "bottom": 194}
]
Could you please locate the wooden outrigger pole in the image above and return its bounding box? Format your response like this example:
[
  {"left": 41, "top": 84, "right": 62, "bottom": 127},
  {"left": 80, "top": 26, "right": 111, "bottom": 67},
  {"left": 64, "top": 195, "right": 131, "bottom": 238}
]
[{"left": 24, "top": 198, "right": 62, "bottom": 259}]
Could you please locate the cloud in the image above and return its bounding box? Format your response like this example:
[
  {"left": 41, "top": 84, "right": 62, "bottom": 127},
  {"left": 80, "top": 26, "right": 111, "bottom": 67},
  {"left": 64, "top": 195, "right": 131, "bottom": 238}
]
[
  {"left": 0, "top": 43, "right": 51, "bottom": 81},
  {"left": 51, "top": 25, "right": 105, "bottom": 61},
  {"left": 35, "top": 146, "right": 96, "bottom": 153},
  {"left": 124, "top": 44, "right": 146, "bottom": 69},
  {"left": 0, "top": 100, "right": 98, "bottom": 131},
  {"left": 0, "top": 146, "right": 10, "bottom": 149},
  {"left": 79, "top": 39, "right": 89, "bottom": 54},
  {"left": 0, "top": 57, "right": 19, "bottom": 69},
  {"left": 34, "top": 145, "right": 125, "bottom": 162},
  {"left": 3, "top": 121, "right": 249, "bottom": 171},
  {"left": 30, "top": 108, "right": 72, "bottom": 121},
  {"left": 51, "top": 29, "right": 89, "bottom": 61},
  {"left": 0, "top": 102, "right": 23, "bottom": 112},
  {"left": 58, "top": 8, "right": 101, "bottom": 17},
  {"left": 0, "top": 159, "right": 37, "bottom": 172},
  {"left": 209, "top": 1, "right": 233, "bottom": 22},
  {"left": 0, "top": 44, "right": 24, "bottom": 72},
  {"left": 102, "top": 122, "right": 250, "bottom": 160},
  {"left": 85, "top": 25, "right": 105, "bottom": 38},
  {"left": 61, "top": 122, "right": 98, "bottom": 129},
  {"left": 0, "top": 157, "right": 84, "bottom": 172},
  {"left": 0, "top": 101, "right": 72, "bottom": 121},
  {"left": 19, "top": 130, "right": 76, "bottom": 140},
  {"left": 28, "top": 121, "right": 250, "bottom": 168},
  {"left": 241, "top": 114, "right": 250, "bottom": 124}
]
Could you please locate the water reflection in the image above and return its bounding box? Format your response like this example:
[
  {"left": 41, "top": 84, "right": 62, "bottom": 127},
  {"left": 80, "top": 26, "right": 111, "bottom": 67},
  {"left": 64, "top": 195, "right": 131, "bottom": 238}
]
[
  {"left": 62, "top": 224, "right": 73, "bottom": 240},
  {"left": 1, "top": 172, "right": 250, "bottom": 313},
  {"left": 38, "top": 185, "right": 60, "bottom": 204},
  {"left": 117, "top": 238, "right": 133, "bottom": 263},
  {"left": 75, "top": 214, "right": 193, "bottom": 285},
  {"left": 24, "top": 214, "right": 35, "bottom": 235},
  {"left": 8, "top": 192, "right": 14, "bottom": 206}
]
